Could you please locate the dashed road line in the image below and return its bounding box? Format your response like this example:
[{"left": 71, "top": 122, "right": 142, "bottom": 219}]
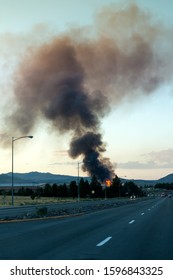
[
  {"left": 96, "top": 236, "right": 112, "bottom": 247},
  {"left": 129, "top": 219, "right": 135, "bottom": 224},
  {"left": 96, "top": 204, "right": 155, "bottom": 247}
]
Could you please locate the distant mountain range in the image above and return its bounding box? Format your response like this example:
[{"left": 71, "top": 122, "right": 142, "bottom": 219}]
[
  {"left": 0, "top": 172, "right": 79, "bottom": 186},
  {"left": 0, "top": 171, "right": 173, "bottom": 187}
]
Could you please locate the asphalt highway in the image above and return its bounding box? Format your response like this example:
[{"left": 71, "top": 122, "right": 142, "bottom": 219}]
[{"left": 0, "top": 197, "right": 172, "bottom": 260}]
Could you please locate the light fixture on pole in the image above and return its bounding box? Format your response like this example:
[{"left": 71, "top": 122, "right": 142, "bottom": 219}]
[{"left": 11, "top": 135, "right": 33, "bottom": 206}]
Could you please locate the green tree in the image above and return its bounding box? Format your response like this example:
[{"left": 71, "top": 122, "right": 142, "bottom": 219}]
[
  {"left": 52, "top": 183, "right": 58, "bottom": 197},
  {"left": 25, "top": 188, "right": 34, "bottom": 196},
  {"left": 90, "top": 175, "right": 103, "bottom": 198},
  {"left": 69, "top": 180, "right": 78, "bottom": 198},
  {"left": 43, "top": 183, "right": 52, "bottom": 197},
  {"left": 17, "top": 187, "right": 26, "bottom": 196},
  {"left": 31, "top": 193, "right": 36, "bottom": 200},
  {"left": 58, "top": 184, "right": 68, "bottom": 197},
  {"left": 79, "top": 178, "right": 91, "bottom": 198},
  {"left": 35, "top": 186, "right": 44, "bottom": 198},
  {"left": 108, "top": 175, "right": 122, "bottom": 197},
  {"left": 123, "top": 181, "right": 144, "bottom": 197}
]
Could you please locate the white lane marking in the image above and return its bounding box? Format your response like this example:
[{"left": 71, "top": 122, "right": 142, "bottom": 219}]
[
  {"left": 141, "top": 212, "right": 145, "bottom": 216},
  {"left": 96, "top": 236, "right": 112, "bottom": 247},
  {"left": 129, "top": 220, "right": 135, "bottom": 224},
  {"left": 148, "top": 208, "right": 151, "bottom": 211}
]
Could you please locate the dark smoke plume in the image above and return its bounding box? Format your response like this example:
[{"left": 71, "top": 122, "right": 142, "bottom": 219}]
[
  {"left": 6, "top": 36, "right": 112, "bottom": 180},
  {"left": 3, "top": 4, "right": 173, "bottom": 181},
  {"left": 69, "top": 132, "right": 114, "bottom": 181}
]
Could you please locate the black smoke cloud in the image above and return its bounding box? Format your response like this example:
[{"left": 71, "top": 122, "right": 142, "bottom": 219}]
[
  {"left": 69, "top": 132, "right": 114, "bottom": 182},
  {"left": 3, "top": 4, "right": 173, "bottom": 181},
  {"left": 6, "top": 36, "right": 112, "bottom": 180}
]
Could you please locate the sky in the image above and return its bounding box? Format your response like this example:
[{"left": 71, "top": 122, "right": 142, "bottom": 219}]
[{"left": 0, "top": 0, "right": 173, "bottom": 180}]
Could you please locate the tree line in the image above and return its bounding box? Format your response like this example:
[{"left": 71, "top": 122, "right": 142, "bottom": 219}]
[
  {"left": 154, "top": 182, "right": 173, "bottom": 191},
  {"left": 0, "top": 175, "right": 146, "bottom": 199}
]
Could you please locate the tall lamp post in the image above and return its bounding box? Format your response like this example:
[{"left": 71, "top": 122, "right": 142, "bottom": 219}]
[
  {"left": 11, "top": 135, "right": 33, "bottom": 206},
  {"left": 77, "top": 161, "right": 81, "bottom": 202}
]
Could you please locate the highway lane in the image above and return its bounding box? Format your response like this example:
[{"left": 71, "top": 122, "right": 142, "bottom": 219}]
[{"left": 0, "top": 197, "right": 172, "bottom": 260}]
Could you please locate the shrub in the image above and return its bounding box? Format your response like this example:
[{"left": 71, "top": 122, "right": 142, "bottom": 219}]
[{"left": 36, "top": 206, "right": 48, "bottom": 216}]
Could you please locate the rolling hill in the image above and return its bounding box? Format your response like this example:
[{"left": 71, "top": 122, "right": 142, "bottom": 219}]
[
  {"left": 0, "top": 171, "right": 173, "bottom": 186},
  {"left": 0, "top": 172, "right": 79, "bottom": 185}
]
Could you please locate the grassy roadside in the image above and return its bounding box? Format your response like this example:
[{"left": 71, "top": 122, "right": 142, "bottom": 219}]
[
  {"left": 0, "top": 194, "right": 152, "bottom": 208},
  {"left": 0, "top": 195, "right": 78, "bottom": 207},
  {"left": 0, "top": 196, "right": 152, "bottom": 222}
]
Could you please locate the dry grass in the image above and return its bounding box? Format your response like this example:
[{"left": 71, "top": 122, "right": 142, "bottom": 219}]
[{"left": 0, "top": 195, "right": 77, "bottom": 207}]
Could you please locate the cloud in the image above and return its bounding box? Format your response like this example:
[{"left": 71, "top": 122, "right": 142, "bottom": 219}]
[
  {"left": 49, "top": 161, "right": 76, "bottom": 166},
  {"left": 117, "top": 161, "right": 157, "bottom": 169},
  {"left": 53, "top": 149, "right": 69, "bottom": 156},
  {"left": 118, "top": 149, "right": 173, "bottom": 170},
  {"left": 144, "top": 149, "right": 173, "bottom": 164}
]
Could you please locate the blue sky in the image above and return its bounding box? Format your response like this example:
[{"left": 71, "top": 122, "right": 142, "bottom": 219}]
[{"left": 0, "top": 0, "right": 173, "bottom": 180}]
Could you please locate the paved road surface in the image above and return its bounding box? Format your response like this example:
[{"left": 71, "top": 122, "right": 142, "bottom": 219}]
[{"left": 0, "top": 197, "right": 172, "bottom": 260}]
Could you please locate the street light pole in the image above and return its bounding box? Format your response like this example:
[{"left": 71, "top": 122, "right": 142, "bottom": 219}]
[
  {"left": 11, "top": 137, "right": 14, "bottom": 207},
  {"left": 77, "top": 161, "right": 80, "bottom": 202},
  {"left": 11, "top": 135, "right": 33, "bottom": 206},
  {"left": 77, "top": 160, "right": 91, "bottom": 202}
]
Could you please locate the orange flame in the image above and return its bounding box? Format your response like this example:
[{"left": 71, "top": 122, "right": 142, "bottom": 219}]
[{"left": 105, "top": 179, "right": 111, "bottom": 187}]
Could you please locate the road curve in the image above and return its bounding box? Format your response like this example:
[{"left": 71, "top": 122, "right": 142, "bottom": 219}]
[{"left": 0, "top": 197, "right": 172, "bottom": 260}]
